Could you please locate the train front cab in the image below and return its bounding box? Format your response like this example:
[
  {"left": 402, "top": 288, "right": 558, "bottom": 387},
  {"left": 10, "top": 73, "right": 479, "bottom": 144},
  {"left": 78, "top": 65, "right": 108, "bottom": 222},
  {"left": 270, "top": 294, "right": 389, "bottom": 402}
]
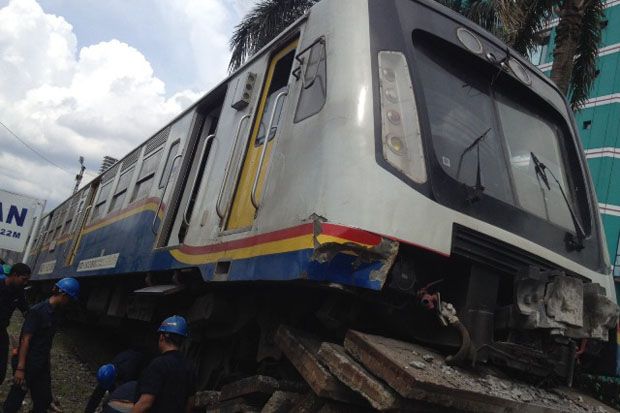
[{"left": 358, "top": 0, "right": 620, "bottom": 380}]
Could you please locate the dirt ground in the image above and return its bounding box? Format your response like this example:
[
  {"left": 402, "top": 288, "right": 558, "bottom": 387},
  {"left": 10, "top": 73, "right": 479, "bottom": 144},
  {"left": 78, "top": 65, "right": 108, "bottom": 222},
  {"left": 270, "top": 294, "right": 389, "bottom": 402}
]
[{"left": 0, "top": 311, "right": 118, "bottom": 412}]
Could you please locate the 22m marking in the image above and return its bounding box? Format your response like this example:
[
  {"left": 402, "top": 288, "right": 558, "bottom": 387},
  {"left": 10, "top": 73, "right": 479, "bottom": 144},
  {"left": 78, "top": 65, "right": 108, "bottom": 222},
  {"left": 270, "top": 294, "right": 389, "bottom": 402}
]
[{"left": 0, "top": 228, "right": 20, "bottom": 239}]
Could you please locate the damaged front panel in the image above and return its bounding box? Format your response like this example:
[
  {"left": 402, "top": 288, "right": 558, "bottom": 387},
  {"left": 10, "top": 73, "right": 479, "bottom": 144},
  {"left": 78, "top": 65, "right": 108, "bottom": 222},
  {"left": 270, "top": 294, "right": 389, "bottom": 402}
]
[{"left": 309, "top": 219, "right": 399, "bottom": 289}]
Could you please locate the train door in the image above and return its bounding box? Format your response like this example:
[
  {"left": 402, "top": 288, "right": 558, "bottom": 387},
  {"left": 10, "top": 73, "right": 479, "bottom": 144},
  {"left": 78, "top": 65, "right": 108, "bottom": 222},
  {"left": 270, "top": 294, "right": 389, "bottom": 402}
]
[
  {"left": 224, "top": 40, "right": 298, "bottom": 231},
  {"left": 65, "top": 181, "right": 99, "bottom": 266},
  {"left": 160, "top": 107, "right": 221, "bottom": 247},
  {"left": 151, "top": 112, "right": 196, "bottom": 246}
]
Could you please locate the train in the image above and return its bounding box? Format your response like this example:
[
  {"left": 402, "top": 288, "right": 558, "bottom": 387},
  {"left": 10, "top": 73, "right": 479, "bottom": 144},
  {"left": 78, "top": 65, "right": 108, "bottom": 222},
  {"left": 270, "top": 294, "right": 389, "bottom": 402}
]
[{"left": 25, "top": 0, "right": 619, "bottom": 386}]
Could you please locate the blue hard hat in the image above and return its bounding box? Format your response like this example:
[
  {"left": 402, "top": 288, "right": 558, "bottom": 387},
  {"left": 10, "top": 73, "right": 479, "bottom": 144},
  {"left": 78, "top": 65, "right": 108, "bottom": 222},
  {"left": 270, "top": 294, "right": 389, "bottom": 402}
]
[
  {"left": 55, "top": 277, "right": 80, "bottom": 300},
  {"left": 157, "top": 315, "right": 188, "bottom": 337},
  {"left": 1, "top": 264, "right": 11, "bottom": 276},
  {"left": 96, "top": 363, "right": 117, "bottom": 390}
]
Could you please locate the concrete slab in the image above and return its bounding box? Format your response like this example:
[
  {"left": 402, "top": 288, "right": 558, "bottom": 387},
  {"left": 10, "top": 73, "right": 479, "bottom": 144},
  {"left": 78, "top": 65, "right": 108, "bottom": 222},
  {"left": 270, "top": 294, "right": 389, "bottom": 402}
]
[
  {"left": 344, "top": 330, "right": 585, "bottom": 413},
  {"left": 261, "top": 391, "right": 303, "bottom": 413},
  {"left": 317, "top": 342, "right": 400, "bottom": 411},
  {"left": 274, "top": 325, "right": 360, "bottom": 403},
  {"left": 220, "top": 375, "right": 280, "bottom": 403}
]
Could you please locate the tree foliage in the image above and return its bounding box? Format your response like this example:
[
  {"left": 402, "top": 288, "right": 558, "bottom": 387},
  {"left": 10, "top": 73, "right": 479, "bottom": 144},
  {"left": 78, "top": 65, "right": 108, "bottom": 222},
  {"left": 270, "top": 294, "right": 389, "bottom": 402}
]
[
  {"left": 229, "top": 0, "right": 318, "bottom": 72},
  {"left": 440, "top": 0, "right": 603, "bottom": 109},
  {"left": 567, "top": 0, "right": 604, "bottom": 108}
]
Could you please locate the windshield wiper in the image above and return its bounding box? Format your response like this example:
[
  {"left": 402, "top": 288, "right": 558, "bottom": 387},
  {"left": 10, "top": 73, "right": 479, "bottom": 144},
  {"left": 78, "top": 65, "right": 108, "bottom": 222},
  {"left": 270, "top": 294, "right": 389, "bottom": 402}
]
[
  {"left": 456, "top": 128, "right": 491, "bottom": 203},
  {"left": 530, "top": 152, "right": 585, "bottom": 251}
]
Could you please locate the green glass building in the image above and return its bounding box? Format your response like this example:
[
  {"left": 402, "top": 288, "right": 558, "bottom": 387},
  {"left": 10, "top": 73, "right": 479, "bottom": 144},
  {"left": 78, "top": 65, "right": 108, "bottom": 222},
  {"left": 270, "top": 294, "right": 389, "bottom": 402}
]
[{"left": 534, "top": 0, "right": 620, "bottom": 298}]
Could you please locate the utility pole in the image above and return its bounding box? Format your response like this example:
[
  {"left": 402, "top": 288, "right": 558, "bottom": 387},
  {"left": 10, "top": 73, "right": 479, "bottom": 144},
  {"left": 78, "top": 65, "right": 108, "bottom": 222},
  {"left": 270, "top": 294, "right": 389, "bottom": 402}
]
[{"left": 73, "top": 156, "right": 85, "bottom": 194}]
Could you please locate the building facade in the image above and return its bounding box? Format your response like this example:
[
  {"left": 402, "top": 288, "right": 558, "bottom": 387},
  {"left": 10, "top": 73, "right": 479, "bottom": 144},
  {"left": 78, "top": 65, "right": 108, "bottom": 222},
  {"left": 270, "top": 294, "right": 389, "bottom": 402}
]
[{"left": 535, "top": 1, "right": 620, "bottom": 299}]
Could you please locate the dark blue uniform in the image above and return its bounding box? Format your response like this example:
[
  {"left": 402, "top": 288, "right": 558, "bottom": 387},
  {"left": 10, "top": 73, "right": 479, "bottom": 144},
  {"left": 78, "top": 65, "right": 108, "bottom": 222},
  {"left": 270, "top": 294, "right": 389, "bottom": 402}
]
[
  {"left": 85, "top": 350, "right": 148, "bottom": 413},
  {"left": 136, "top": 350, "right": 195, "bottom": 413},
  {"left": 3, "top": 300, "right": 58, "bottom": 413},
  {"left": 102, "top": 381, "right": 138, "bottom": 413},
  {"left": 0, "top": 280, "right": 28, "bottom": 384}
]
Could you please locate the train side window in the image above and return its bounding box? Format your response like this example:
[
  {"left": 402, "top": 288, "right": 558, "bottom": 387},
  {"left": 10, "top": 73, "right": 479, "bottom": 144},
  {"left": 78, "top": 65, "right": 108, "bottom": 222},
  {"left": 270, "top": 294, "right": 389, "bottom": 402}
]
[
  {"left": 70, "top": 199, "right": 85, "bottom": 233},
  {"left": 63, "top": 199, "right": 78, "bottom": 234},
  {"left": 159, "top": 141, "right": 180, "bottom": 189},
  {"left": 54, "top": 209, "right": 65, "bottom": 238},
  {"left": 40, "top": 216, "right": 51, "bottom": 244},
  {"left": 132, "top": 149, "right": 163, "bottom": 202},
  {"left": 53, "top": 225, "right": 62, "bottom": 240},
  {"left": 109, "top": 167, "right": 134, "bottom": 213},
  {"left": 63, "top": 217, "right": 72, "bottom": 235},
  {"left": 256, "top": 86, "right": 287, "bottom": 146},
  {"left": 91, "top": 182, "right": 113, "bottom": 221},
  {"left": 294, "top": 38, "right": 327, "bottom": 123}
]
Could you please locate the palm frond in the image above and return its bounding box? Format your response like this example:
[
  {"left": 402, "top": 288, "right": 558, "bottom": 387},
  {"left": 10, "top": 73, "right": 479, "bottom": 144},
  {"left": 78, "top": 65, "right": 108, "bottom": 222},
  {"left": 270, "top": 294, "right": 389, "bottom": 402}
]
[
  {"left": 229, "top": 0, "right": 317, "bottom": 72},
  {"left": 569, "top": 0, "right": 603, "bottom": 109},
  {"left": 500, "top": 0, "right": 554, "bottom": 55},
  {"left": 465, "top": 0, "right": 507, "bottom": 38}
]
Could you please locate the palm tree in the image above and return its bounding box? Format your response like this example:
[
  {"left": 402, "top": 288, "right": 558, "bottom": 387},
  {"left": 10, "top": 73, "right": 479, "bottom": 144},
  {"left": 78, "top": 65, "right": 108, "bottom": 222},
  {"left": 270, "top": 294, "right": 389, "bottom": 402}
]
[
  {"left": 550, "top": 0, "right": 603, "bottom": 108},
  {"left": 438, "top": 0, "right": 603, "bottom": 109},
  {"left": 228, "top": 0, "right": 318, "bottom": 72},
  {"left": 229, "top": 0, "right": 603, "bottom": 108}
]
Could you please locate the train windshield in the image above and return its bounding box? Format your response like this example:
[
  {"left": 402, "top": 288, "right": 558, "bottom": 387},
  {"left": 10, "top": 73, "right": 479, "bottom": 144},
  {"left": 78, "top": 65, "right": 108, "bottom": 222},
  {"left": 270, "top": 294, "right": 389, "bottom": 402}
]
[{"left": 414, "top": 33, "right": 576, "bottom": 232}]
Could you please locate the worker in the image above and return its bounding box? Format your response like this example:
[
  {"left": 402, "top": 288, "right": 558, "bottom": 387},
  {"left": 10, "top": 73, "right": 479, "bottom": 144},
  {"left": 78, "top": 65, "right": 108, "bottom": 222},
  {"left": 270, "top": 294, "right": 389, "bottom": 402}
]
[
  {"left": 0, "top": 263, "right": 30, "bottom": 385},
  {"left": 85, "top": 349, "right": 148, "bottom": 413},
  {"left": 2, "top": 277, "right": 80, "bottom": 413},
  {"left": 131, "top": 315, "right": 196, "bottom": 413}
]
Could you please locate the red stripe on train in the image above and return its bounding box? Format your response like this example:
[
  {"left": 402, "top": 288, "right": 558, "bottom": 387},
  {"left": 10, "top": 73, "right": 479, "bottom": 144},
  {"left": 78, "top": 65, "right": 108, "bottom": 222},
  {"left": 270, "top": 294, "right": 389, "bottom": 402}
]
[{"left": 177, "top": 223, "right": 383, "bottom": 255}]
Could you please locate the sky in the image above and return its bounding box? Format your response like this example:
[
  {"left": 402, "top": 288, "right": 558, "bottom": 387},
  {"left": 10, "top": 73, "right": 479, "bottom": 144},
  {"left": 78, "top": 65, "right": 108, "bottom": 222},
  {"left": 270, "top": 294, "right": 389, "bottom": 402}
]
[{"left": 0, "top": 0, "right": 256, "bottom": 209}]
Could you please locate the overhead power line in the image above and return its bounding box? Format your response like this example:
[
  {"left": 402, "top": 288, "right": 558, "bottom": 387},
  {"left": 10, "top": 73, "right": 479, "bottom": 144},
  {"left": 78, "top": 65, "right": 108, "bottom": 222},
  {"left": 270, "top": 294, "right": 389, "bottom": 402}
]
[
  {"left": 0, "top": 119, "right": 98, "bottom": 180},
  {"left": 0, "top": 119, "right": 74, "bottom": 176}
]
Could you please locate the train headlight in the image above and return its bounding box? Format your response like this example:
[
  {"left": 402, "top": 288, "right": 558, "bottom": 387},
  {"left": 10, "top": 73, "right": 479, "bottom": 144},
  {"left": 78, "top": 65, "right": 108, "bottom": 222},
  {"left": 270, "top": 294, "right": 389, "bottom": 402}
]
[
  {"left": 386, "top": 110, "right": 401, "bottom": 125},
  {"left": 387, "top": 134, "right": 407, "bottom": 155},
  {"left": 381, "top": 68, "right": 396, "bottom": 82},
  {"left": 384, "top": 88, "right": 399, "bottom": 103},
  {"left": 378, "top": 51, "right": 426, "bottom": 183}
]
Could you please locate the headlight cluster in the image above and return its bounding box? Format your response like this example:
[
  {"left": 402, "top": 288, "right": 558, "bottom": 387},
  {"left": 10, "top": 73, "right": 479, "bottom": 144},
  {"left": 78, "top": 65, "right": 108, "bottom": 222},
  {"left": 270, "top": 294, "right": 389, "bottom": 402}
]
[{"left": 378, "top": 51, "right": 427, "bottom": 184}]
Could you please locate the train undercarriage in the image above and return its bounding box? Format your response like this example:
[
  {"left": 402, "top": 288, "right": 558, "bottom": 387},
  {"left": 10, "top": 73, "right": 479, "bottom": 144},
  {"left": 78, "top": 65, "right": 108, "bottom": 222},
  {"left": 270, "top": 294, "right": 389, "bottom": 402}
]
[{"left": 27, "top": 230, "right": 619, "bottom": 412}]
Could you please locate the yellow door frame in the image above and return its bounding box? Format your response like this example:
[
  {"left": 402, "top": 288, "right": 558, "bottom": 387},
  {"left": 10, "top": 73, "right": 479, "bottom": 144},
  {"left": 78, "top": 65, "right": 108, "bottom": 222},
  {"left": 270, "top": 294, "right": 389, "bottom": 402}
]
[{"left": 225, "top": 40, "right": 298, "bottom": 230}]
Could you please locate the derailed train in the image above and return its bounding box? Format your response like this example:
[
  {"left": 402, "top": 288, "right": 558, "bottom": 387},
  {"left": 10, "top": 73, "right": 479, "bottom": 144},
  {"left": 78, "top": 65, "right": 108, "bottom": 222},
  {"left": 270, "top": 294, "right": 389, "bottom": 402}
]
[{"left": 26, "top": 0, "right": 619, "bottom": 384}]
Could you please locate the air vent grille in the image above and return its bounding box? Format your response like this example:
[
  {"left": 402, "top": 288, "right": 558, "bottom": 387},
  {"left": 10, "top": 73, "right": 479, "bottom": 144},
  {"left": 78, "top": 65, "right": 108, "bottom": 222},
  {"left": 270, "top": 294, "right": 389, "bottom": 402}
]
[
  {"left": 451, "top": 224, "right": 556, "bottom": 275},
  {"left": 122, "top": 148, "right": 141, "bottom": 171},
  {"left": 145, "top": 126, "right": 170, "bottom": 155},
  {"left": 102, "top": 164, "right": 119, "bottom": 183}
]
